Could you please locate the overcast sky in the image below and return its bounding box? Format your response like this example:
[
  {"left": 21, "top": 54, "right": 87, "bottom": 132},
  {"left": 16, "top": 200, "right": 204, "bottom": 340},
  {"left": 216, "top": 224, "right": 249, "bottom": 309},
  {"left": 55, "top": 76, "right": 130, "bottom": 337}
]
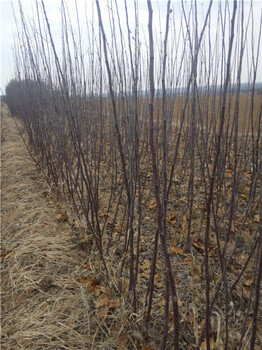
[{"left": 1, "top": 0, "right": 261, "bottom": 94}]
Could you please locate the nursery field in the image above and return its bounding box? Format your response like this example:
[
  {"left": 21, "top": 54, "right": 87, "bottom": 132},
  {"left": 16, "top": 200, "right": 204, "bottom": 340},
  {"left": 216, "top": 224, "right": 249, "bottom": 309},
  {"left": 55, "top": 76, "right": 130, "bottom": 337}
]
[
  {"left": 2, "top": 0, "right": 262, "bottom": 349},
  {"left": 1, "top": 97, "right": 261, "bottom": 350}
]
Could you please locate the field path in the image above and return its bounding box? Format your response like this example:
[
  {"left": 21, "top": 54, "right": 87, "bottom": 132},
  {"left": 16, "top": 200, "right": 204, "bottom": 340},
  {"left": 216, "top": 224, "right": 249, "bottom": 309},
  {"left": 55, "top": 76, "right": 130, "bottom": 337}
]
[{"left": 1, "top": 104, "right": 95, "bottom": 350}]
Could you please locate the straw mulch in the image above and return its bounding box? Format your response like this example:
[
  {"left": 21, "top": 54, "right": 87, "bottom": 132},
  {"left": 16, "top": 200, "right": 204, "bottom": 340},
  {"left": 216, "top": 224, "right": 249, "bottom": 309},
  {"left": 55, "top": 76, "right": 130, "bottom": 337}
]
[{"left": 1, "top": 103, "right": 116, "bottom": 349}]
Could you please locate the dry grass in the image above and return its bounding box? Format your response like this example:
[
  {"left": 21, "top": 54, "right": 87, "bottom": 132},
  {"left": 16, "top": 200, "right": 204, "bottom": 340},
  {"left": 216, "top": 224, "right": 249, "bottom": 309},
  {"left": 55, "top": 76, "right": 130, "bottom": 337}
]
[
  {"left": 0, "top": 103, "right": 162, "bottom": 350},
  {"left": 1, "top": 103, "right": 112, "bottom": 349},
  {"left": 1, "top": 101, "right": 261, "bottom": 350}
]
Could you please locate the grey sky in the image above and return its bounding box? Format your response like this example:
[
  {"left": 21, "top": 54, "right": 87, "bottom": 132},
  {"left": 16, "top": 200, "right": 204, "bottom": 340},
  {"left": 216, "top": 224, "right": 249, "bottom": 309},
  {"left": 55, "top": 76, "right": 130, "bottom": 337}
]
[{"left": 1, "top": 0, "right": 261, "bottom": 93}]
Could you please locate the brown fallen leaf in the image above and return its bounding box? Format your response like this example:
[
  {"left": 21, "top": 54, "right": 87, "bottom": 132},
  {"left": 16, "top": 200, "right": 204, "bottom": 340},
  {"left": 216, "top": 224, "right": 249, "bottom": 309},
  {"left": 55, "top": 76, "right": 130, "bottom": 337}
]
[
  {"left": 140, "top": 259, "right": 151, "bottom": 272},
  {"left": 192, "top": 240, "right": 205, "bottom": 253},
  {"left": 158, "top": 297, "right": 165, "bottom": 307},
  {"left": 147, "top": 199, "right": 156, "bottom": 209},
  {"left": 170, "top": 246, "right": 183, "bottom": 255},
  {"left": 178, "top": 298, "right": 183, "bottom": 307},
  {"left": 117, "top": 335, "right": 128, "bottom": 349},
  {"left": 192, "top": 240, "right": 215, "bottom": 257},
  {"left": 76, "top": 276, "right": 99, "bottom": 288},
  {"left": 243, "top": 278, "right": 253, "bottom": 287},
  {"left": 240, "top": 193, "right": 248, "bottom": 200},
  {"left": 82, "top": 263, "right": 91, "bottom": 269},
  {"left": 168, "top": 212, "right": 177, "bottom": 226},
  {"left": 115, "top": 223, "right": 122, "bottom": 232},
  {"left": 154, "top": 273, "right": 159, "bottom": 282},
  {"left": 55, "top": 213, "right": 68, "bottom": 222},
  {"left": 226, "top": 169, "right": 233, "bottom": 178},
  {"left": 93, "top": 285, "right": 102, "bottom": 296},
  {"left": 184, "top": 256, "right": 193, "bottom": 263},
  {"left": 200, "top": 338, "right": 215, "bottom": 350},
  {"left": 180, "top": 214, "right": 188, "bottom": 229},
  {"left": 95, "top": 294, "right": 120, "bottom": 319},
  {"left": 95, "top": 293, "right": 111, "bottom": 308},
  {"left": 141, "top": 346, "right": 151, "bottom": 350},
  {"left": 254, "top": 214, "right": 260, "bottom": 223}
]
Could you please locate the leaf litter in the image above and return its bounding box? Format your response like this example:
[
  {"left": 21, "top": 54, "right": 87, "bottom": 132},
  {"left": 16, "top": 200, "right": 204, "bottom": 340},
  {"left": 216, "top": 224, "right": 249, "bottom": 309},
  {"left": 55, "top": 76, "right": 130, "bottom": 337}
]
[{"left": 1, "top": 103, "right": 261, "bottom": 349}]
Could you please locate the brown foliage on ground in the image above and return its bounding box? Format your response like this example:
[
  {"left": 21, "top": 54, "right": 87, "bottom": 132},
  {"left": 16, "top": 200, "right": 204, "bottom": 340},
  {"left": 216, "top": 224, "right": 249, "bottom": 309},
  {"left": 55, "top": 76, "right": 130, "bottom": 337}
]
[{"left": 1, "top": 102, "right": 261, "bottom": 349}]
